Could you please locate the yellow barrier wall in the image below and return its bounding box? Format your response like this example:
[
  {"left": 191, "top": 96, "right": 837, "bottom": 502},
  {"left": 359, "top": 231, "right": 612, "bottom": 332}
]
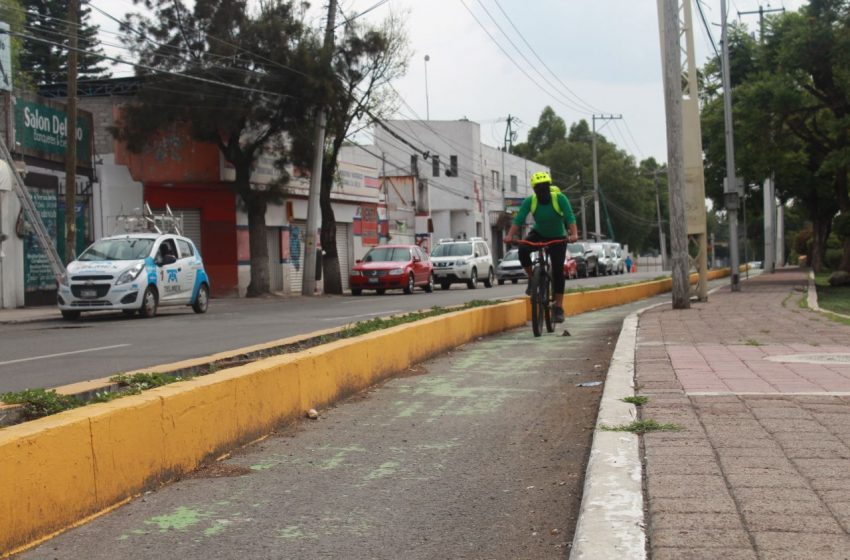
[{"left": 0, "top": 271, "right": 726, "bottom": 555}]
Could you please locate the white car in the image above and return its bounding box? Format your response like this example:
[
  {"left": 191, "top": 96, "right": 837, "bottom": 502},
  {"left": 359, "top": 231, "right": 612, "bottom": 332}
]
[
  {"left": 430, "top": 237, "right": 495, "bottom": 290},
  {"left": 57, "top": 233, "right": 210, "bottom": 320}
]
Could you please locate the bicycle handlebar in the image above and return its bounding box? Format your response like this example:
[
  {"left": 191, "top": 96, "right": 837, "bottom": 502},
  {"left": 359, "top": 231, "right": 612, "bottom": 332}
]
[{"left": 508, "top": 239, "right": 568, "bottom": 248}]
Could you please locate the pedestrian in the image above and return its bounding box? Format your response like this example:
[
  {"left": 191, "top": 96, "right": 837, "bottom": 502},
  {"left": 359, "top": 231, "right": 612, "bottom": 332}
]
[
  {"left": 625, "top": 254, "right": 633, "bottom": 274},
  {"left": 503, "top": 172, "right": 578, "bottom": 323}
]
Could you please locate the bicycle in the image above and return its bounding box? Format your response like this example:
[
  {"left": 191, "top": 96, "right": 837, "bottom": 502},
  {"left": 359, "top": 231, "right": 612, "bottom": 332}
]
[{"left": 512, "top": 239, "right": 567, "bottom": 337}]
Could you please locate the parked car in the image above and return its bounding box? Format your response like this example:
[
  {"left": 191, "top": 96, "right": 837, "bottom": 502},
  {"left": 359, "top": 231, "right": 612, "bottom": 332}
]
[
  {"left": 349, "top": 244, "right": 433, "bottom": 295},
  {"left": 588, "top": 243, "right": 608, "bottom": 276},
  {"left": 564, "top": 248, "right": 578, "bottom": 280},
  {"left": 496, "top": 249, "right": 526, "bottom": 284},
  {"left": 430, "top": 237, "right": 495, "bottom": 290},
  {"left": 57, "top": 233, "right": 210, "bottom": 320},
  {"left": 569, "top": 242, "right": 599, "bottom": 278},
  {"left": 603, "top": 242, "right": 626, "bottom": 275}
]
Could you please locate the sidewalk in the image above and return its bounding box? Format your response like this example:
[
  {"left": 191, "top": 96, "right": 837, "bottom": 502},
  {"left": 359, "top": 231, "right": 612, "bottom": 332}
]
[
  {"left": 637, "top": 268, "right": 850, "bottom": 559},
  {"left": 0, "top": 306, "right": 57, "bottom": 323}
]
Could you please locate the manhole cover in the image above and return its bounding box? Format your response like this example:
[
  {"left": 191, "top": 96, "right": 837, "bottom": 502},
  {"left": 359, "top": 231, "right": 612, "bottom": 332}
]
[{"left": 765, "top": 353, "right": 850, "bottom": 365}]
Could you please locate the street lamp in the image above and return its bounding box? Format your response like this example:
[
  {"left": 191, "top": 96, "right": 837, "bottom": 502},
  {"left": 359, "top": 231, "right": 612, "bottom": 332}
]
[{"left": 424, "top": 54, "right": 430, "bottom": 121}]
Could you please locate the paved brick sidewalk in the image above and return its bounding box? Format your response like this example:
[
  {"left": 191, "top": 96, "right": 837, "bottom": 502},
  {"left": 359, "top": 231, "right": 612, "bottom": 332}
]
[{"left": 637, "top": 268, "right": 850, "bottom": 560}]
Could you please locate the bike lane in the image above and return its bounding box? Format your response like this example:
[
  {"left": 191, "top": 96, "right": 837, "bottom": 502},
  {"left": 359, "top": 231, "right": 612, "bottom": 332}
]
[{"left": 15, "top": 293, "right": 678, "bottom": 560}]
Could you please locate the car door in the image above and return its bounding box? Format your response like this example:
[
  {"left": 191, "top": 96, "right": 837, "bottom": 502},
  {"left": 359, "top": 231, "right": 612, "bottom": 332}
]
[
  {"left": 155, "top": 238, "right": 182, "bottom": 304},
  {"left": 413, "top": 246, "right": 429, "bottom": 283},
  {"left": 176, "top": 238, "right": 198, "bottom": 304}
]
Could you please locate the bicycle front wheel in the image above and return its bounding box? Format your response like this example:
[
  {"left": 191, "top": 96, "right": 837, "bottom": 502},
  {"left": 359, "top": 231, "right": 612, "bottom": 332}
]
[
  {"left": 530, "top": 265, "right": 544, "bottom": 337},
  {"left": 542, "top": 270, "right": 554, "bottom": 333}
]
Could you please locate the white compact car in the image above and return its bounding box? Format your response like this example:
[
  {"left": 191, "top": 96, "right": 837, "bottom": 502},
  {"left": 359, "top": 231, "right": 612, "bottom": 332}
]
[
  {"left": 57, "top": 233, "right": 210, "bottom": 320},
  {"left": 430, "top": 237, "right": 495, "bottom": 290}
]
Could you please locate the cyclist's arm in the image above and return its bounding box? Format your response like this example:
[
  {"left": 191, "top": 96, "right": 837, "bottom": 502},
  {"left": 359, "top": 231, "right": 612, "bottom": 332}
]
[
  {"left": 506, "top": 198, "right": 532, "bottom": 243},
  {"left": 559, "top": 194, "right": 579, "bottom": 242}
]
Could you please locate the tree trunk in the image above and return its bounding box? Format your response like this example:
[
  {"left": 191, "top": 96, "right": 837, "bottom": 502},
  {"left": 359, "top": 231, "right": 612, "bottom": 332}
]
[
  {"left": 810, "top": 217, "right": 829, "bottom": 273},
  {"left": 835, "top": 167, "right": 850, "bottom": 271},
  {"left": 238, "top": 156, "right": 269, "bottom": 297},
  {"left": 320, "top": 171, "right": 342, "bottom": 294}
]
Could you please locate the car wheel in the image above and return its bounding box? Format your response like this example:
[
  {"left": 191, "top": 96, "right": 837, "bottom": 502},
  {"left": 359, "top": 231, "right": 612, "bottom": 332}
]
[
  {"left": 61, "top": 310, "right": 80, "bottom": 321},
  {"left": 192, "top": 283, "right": 209, "bottom": 314},
  {"left": 138, "top": 286, "right": 158, "bottom": 318},
  {"left": 376, "top": 289, "right": 386, "bottom": 295},
  {"left": 403, "top": 273, "right": 415, "bottom": 294},
  {"left": 467, "top": 268, "right": 478, "bottom": 289},
  {"left": 441, "top": 281, "right": 451, "bottom": 290},
  {"left": 498, "top": 279, "right": 505, "bottom": 285},
  {"left": 483, "top": 267, "right": 494, "bottom": 288},
  {"left": 511, "top": 279, "right": 518, "bottom": 284},
  {"left": 423, "top": 274, "right": 434, "bottom": 293},
  {"left": 351, "top": 288, "right": 362, "bottom": 296}
]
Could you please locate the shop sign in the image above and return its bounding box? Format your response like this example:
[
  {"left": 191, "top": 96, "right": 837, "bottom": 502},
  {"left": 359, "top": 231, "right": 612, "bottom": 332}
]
[{"left": 13, "top": 96, "right": 93, "bottom": 167}]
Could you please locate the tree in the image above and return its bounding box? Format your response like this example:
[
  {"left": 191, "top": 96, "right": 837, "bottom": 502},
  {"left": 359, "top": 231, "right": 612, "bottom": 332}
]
[
  {"left": 0, "top": 0, "right": 34, "bottom": 90},
  {"left": 291, "top": 13, "right": 409, "bottom": 294},
  {"left": 20, "top": 0, "right": 109, "bottom": 85},
  {"left": 512, "top": 106, "right": 566, "bottom": 160},
  {"left": 113, "top": 0, "right": 319, "bottom": 296}
]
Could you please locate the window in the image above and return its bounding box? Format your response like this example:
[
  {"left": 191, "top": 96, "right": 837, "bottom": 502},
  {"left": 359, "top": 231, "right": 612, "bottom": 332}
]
[
  {"left": 410, "top": 154, "right": 418, "bottom": 176},
  {"left": 432, "top": 155, "right": 440, "bottom": 177},
  {"left": 510, "top": 175, "right": 518, "bottom": 192},
  {"left": 449, "top": 155, "right": 458, "bottom": 177},
  {"left": 177, "top": 239, "right": 194, "bottom": 258}
]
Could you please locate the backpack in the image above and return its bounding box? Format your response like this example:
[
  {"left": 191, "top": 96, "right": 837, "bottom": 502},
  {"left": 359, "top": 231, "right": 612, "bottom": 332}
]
[{"left": 531, "top": 186, "right": 564, "bottom": 217}]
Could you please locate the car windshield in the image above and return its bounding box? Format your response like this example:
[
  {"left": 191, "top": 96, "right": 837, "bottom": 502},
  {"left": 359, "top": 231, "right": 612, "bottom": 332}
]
[
  {"left": 78, "top": 238, "right": 154, "bottom": 261},
  {"left": 567, "top": 243, "right": 585, "bottom": 254},
  {"left": 503, "top": 249, "right": 519, "bottom": 261},
  {"left": 364, "top": 247, "right": 411, "bottom": 262},
  {"left": 432, "top": 243, "right": 473, "bottom": 257}
]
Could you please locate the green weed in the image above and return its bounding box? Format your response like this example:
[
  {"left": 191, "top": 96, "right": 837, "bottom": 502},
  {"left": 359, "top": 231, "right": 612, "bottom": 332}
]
[
  {"left": 600, "top": 419, "right": 682, "bottom": 434},
  {"left": 621, "top": 395, "right": 649, "bottom": 406},
  {"left": 0, "top": 389, "right": 83, "bottom": 420}
]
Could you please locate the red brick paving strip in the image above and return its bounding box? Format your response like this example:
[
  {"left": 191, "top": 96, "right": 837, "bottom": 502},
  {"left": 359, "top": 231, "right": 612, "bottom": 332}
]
[{"left": 636, "top": 269, "right": 850, "bottom": 558}]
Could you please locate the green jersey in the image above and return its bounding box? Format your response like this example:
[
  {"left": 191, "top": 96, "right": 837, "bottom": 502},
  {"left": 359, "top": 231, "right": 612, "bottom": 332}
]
[{"left": 512, "top": 192, "right": 576, "bottom": 238}]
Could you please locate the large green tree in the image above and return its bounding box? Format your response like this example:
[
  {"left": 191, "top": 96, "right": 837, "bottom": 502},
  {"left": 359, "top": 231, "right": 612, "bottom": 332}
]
[
  {"left": 20, "top": 0, "right": 108, "bottom": 85},
  {"left": 291, "top": 13, "right": 409, "bottom": 294},
  {"left": 114, "top": 0, "right": 318, "bottom": 296}
]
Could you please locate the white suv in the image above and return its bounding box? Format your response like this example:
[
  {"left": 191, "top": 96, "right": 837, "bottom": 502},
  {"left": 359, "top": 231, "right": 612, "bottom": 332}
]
[{"left": 430, "top": 237, "right": 495, "bottom": 290}]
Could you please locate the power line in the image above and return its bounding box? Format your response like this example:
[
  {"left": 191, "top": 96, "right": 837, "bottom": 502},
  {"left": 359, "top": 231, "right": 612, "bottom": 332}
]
[{"left": 695, "top": 0, "right": 720, "bottom": 57}]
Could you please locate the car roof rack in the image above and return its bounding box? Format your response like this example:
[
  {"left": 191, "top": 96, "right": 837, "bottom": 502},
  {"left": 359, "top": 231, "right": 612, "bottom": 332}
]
[{"left": 113, "top": 203, "right": 183, "bottom": 236}]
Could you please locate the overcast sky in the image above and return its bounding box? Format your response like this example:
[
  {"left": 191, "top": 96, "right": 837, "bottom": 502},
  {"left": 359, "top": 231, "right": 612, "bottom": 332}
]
[{"left": 91, "top": 0, "right": 808, "bottom": 165}]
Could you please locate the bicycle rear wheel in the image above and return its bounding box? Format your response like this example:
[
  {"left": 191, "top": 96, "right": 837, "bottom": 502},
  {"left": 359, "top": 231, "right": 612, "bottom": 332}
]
[
  {"left": 542, "top": 270, "right": 554, "bottom": 333},
  {"left": 530, "top": 265, "right": 544, "bottom": 337}
]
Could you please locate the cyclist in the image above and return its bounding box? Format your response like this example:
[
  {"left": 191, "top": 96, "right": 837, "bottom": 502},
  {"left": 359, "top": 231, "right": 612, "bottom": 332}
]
[{"left": 504, "top": 171, "right": 578, "bottom": 323}]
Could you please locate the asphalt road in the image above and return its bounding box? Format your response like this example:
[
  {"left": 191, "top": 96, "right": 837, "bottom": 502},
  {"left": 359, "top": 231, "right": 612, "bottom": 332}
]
[
  {"left": 0, "top": 271, "right": 662, "bottom": 393},
  {"left": 18, "top": 294, "right": 659, "bottom": 560}
]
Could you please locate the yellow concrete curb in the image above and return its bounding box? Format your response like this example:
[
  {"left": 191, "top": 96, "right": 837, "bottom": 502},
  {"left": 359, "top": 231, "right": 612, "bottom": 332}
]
[{"left": 1, "top": 271, "right": 730, "bottom": 555}]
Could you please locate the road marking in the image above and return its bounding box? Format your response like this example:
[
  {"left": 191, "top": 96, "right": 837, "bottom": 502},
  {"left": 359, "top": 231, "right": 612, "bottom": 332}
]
[
  {"left": 322, "top": 310, "right": 404, "bottom": 321},
  {"left": 0, "top": 344, "right": 131, "bottom": 366}
]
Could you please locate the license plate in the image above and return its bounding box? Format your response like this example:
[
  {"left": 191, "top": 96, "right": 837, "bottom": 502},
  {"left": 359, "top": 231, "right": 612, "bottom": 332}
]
[
  {"left": 80, "top": 289, "right": 97, "bottom": 298},
  {"left": 368, "top": 278, "right": 379, "bottom": 284}
]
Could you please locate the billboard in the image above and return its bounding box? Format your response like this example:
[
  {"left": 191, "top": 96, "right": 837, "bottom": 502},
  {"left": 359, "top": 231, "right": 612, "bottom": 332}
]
[{"left": 13, "top": 95, "right": 94, "bottom": 167}]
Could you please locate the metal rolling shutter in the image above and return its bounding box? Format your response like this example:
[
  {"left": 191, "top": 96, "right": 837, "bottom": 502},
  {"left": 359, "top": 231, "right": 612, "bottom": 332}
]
[
  {"left": 335, "top": 223, "right": 352, "bottom": 291},
  {"left": 180, "top": 209, "right": 202, "bottom": 249},
  {"left": 267, "top": 227, "right": 283, "bottom": 292}
]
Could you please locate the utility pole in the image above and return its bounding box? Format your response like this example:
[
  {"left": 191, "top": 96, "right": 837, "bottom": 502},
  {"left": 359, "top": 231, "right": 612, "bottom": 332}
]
[
  {"left": 591, "top": 114, "right": 621, "bottom": 241},
  {"left": 739, "top": 5, "right": 783, "bottom": 275},
  {"left": 721, "top": 0, "right": 741, "bottom": 291},
  {"left": 652, "top": 170, "right": 668, "bottom": 270},
  {"left": 64, "top": 0, "right": 78, "bottom": 264},
  {"left": 302, "top": 0, "right": 337, "bottom": 296},
  {"left": 657, "top": 0, "right": 689, "bottom": 309}
]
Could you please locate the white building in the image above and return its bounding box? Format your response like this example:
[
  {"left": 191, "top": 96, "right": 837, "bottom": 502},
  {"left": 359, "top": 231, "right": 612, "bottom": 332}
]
[{"left": 360, "top": 119, "right": 548, "bottom": 259}]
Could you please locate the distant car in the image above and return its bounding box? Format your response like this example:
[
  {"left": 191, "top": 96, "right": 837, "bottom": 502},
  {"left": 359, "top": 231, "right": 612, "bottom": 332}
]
[
  {"left": 564, "top": 249, "right": 578, "bottom": 280},
  {"left": 570, "top": 242, "right": 599, "bottom": 277},
  {"left": 349, "top": 244, "right": 433, "bottom": 295},
  {"left": 496, "top": 249, "right": 526, "bottom": 284},
  {"left": 603, "top": 242, "right": 626, "bottom": 275},
  {"left": 588, "top": 243, "right": 608, "bottom": 276},
  {"left": 57, "top": 233, "right": 210, "bottom": 320},
  {"left": 430, "top": 237, "right": 495, "bottom": 290}
]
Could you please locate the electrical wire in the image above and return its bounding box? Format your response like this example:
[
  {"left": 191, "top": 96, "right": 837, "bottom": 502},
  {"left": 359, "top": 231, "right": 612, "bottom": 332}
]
[
  {"left": 695, "top": 0, "right": 720, "bottom": 57},
  {"left": 336, "top": 0, "right": 392, "bottom": 29}
]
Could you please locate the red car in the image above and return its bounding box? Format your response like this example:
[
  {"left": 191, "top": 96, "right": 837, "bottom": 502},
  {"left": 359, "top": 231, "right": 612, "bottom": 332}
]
[
  {"left": 564, "top": 249, "right": 578, "bottom": 280},
  {"left": 350, "top": 244, "right": 434, "bottom": 295}
]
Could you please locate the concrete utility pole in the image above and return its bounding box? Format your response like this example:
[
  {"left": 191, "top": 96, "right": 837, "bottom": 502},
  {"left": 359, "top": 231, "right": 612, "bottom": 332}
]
[
  {"left": 591, "top": 114, "right": 621, "bottom": 241},
  {"left": 302, "top": 0, "right": 337, "bottom": 296},
  {"left": 64, "top": 0, "right": 78, "bottom": 264},
  {"left": 720, "top": 0, "right": 741, "bottom": 291},
  {"left": 657, "top": 0, "right": 690, "bottom": 309}
]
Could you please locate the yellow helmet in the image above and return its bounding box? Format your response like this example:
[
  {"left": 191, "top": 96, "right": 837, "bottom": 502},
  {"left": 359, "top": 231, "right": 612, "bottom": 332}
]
[{"left": 530, "top": 171, "right": 552, "bottom": 187}]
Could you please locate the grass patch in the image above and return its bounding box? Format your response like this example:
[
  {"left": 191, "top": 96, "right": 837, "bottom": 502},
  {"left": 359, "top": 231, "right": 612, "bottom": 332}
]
[
  {"left": 621, "top": 395, "right": 649, "bottom": 406},
  {"left": 814, "top": 274, "right": 850, "bottom": 316},
  {"left": 798, "top": 295, "right": 809, "bottom": 310},
  {"left": 0, "top": 389, "right": 83, "bottom": 421},
  {"left": 600, "top": 419, "right": 683, "bottom": 434},
  {"left": 745, "top": 339, "right": 762, "bottom": 347}
]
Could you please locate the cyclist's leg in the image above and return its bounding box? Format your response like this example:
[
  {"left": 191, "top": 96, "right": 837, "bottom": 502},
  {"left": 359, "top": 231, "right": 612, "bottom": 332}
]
[
  {"left": 548, "top": 239, "right": 567, "bottom": 320},
  {"left": 517, "top": 230, "right": 543, "bottom": 278}
]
